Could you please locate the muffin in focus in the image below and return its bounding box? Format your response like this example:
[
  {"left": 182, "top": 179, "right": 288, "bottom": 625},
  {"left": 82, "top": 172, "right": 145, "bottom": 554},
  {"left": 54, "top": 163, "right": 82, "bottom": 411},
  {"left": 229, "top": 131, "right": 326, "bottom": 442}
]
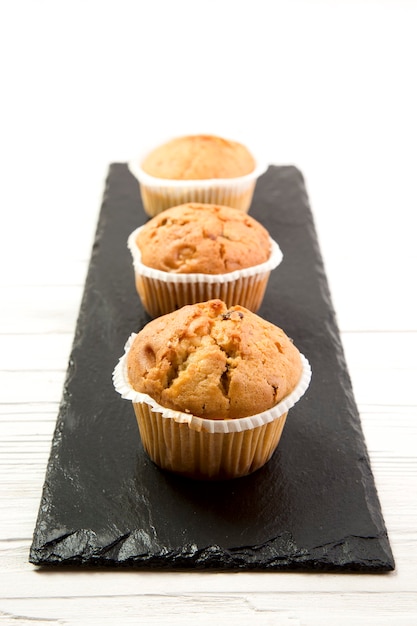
[
  {"left": 128, "top": 134, "right": 267, "bottom": 216},
  {"left": 127, "top": 203, "right": 283, "bottom": 317},
  {"left": 113, "top": 299, "right": 311, "bottom": 480}
]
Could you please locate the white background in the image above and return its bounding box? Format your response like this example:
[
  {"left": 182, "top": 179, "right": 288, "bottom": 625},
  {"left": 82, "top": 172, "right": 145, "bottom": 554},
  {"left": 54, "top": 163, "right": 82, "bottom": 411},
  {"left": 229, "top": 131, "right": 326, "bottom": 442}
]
[{"left": 1, "top": 1, "right": 417, "bottom": 624}]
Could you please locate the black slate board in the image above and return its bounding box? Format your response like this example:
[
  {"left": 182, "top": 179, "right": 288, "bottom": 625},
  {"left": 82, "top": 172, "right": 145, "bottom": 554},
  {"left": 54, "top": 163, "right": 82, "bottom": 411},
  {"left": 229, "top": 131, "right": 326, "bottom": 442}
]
[{"left": 30, "top": 165, "right": 395, "bottom": 571}]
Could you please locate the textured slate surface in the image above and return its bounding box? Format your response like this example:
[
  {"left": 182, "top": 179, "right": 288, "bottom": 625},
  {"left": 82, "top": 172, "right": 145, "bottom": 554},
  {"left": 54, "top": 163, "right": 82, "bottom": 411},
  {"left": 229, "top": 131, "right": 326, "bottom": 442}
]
[{"left": 29, "top": 164, "right": 395, "bottom": 571}]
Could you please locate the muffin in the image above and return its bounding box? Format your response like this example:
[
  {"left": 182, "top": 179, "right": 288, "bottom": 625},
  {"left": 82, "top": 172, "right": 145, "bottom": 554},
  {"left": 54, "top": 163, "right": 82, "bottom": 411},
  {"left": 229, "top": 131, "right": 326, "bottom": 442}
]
[
  {"left": 113, "top": 299, "right": 312, "bottom": 480},
  {"left": 128, "top": 134, "right": 267, "bottom": 216},
  {"left": 127, "top": 203, "right": 283, "bottom": 317}
]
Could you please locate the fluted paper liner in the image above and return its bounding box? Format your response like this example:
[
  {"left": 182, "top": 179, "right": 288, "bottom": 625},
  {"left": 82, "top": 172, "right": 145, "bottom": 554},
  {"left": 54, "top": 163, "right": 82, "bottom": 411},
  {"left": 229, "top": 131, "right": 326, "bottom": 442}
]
[
  {"left": 113, "top": 334, "right": 311, "bottom": 479},
  {"left": 127, "top": 227, "right": 283, "bottom": 317},
  {"left": 128, "top": 157, "right": 268, "bottom": 216}
]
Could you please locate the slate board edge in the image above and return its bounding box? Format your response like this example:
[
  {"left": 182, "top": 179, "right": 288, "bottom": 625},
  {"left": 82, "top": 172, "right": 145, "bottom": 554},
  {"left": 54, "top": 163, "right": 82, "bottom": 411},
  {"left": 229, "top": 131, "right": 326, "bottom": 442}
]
[{"left": 29, "top": 164, "right": 395, "bottom": 573}]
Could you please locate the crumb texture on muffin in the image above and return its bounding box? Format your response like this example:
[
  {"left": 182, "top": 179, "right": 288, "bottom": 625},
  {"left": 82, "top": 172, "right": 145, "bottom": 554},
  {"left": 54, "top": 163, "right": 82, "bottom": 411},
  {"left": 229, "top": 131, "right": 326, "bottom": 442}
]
[
  {"left": 127, "top": 300, "right": 303, "bottom": 420},
  {"left": 136, "top": 203, "right": 271, "bottom": 274},
  {"left": 141, "top": 135, "right": 256, "bottom": 180}
]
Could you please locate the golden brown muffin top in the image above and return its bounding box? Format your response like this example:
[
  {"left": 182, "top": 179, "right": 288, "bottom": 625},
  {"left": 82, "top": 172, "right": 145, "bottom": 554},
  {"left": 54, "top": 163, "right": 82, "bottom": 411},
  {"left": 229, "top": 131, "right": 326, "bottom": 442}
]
[
  {"left": 127, "top": 300, "right": 302, "bottom": 420},
  {"left": 135, "top": 203, "right": 271, "bottom": 274},
  {"left": 141, "top": 134, "right": 256, "bottom": 180}
]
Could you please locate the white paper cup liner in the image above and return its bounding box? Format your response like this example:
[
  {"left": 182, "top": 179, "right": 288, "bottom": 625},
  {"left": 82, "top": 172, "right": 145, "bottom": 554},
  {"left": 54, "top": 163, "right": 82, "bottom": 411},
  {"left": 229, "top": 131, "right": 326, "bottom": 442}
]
[
  {"left": 113, "top": 333, "right": 312, "bottom": 435},
  {"left": 128, "top": 156, "right": 268, "bottom": 216},
  {"left": 113, "top": 334, "right": 311, "bottom": 478},
  {"left": 127, "top": 226, "right": 283, "bottom": 316}
]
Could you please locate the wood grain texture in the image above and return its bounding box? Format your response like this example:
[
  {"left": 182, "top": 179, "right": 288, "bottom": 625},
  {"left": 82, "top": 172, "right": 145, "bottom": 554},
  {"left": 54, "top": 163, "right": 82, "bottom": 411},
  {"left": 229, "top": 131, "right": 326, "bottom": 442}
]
[
  {"left": 1, "top": 0, "right": 417, "bottom": 619},
  {"left": 1, "top": 191, "right": 416, "bottom": 619},
  {"left": 1, "top": 240, "right": 416, "bottom": 621}
]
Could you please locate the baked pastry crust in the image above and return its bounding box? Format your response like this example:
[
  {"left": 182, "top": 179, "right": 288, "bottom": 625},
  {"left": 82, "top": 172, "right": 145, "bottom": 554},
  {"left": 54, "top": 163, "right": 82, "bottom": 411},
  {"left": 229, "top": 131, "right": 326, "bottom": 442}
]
[
  {"left": 127, "top": 300, "right": 303, "bottom": 420},
  {"left": 135, "top": 203, "right": 271, "bottom": 274},
  {"left": 141, "top": 134, "right": 256, "bottom": 180}
]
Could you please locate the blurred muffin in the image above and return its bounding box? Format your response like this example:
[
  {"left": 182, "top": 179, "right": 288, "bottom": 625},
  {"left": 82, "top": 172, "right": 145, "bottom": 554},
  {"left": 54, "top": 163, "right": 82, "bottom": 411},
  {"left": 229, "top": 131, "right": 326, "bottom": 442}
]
[
  {"left": 141, "top": 134, "right": 256, "bottom": 180},
  {"left": 113, "top": 299, "right": 311, "bottom": 480},
  {"left": 128, "top": 134, "right": 267, "bottom": 216},
  {"left": 127, "top": 202, "right": 283, "bottom": 317}
]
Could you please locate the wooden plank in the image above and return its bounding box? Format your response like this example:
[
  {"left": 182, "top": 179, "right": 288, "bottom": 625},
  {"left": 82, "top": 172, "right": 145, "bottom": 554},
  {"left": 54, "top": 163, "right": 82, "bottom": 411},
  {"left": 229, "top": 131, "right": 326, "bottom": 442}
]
[
  {"left": 0, "top": 286, "right": 82, "bottom": 335},
  {"left": 1, "top": 581, "right": 417, "bottom": 626},
  {"left": 0, "top": 335, "right": 73, "bottom": 371}
]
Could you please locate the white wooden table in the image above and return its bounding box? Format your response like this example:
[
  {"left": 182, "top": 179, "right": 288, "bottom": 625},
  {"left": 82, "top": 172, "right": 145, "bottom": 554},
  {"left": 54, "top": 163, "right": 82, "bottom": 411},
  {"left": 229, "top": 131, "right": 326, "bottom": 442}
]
[{"left": 1, "top": 1, "right": 416, "bottom": 623}]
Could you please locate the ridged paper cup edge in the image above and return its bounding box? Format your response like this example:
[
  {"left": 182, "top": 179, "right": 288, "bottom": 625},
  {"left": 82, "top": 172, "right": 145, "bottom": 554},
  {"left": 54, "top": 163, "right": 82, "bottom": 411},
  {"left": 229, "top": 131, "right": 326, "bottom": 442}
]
[
  {"left": 127, "top": 227, "right": 283, "bottom": 284},
  {"left": 112, "top": 334, "right": 312, "bottom": 435},
  {"left": 127, "top": 158, "right": 268, "bottom": 190}
]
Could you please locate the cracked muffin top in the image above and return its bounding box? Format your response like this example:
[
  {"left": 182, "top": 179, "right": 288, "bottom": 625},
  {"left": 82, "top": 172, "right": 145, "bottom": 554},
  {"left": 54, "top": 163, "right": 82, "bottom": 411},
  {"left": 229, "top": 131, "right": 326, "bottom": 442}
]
[
  {"left": 126, "top": 299, "right": 303, "bottom": 420},
  {"left": 141, "top": 134, "right": 256, "bottom": 180},
  {"left": 135, "top": 203, "right": 271, "bottom": 274}
]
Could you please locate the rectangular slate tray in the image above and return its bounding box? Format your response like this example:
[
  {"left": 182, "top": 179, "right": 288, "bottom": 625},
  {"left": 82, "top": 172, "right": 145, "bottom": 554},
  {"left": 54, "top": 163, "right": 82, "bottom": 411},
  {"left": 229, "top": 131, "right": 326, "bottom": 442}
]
[{"left": 30, "top": 164, "right": 395, "bottom": 571}]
